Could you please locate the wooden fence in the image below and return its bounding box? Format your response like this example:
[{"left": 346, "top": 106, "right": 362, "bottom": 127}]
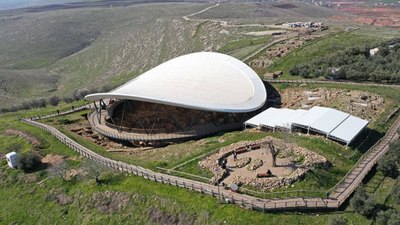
[
  {"left": 264, "top": 79, "right": 400, "bottom": 88},
  {"left": 19, "top": 80, "right": 400, "bottom": 212},
  {"left": 20, "top": 113, "right": 400, "bottom": 212}
]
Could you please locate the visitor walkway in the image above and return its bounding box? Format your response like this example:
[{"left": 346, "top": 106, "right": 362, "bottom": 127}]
[
  {"left": 20, "top": 104, "right": 400, "bottom": 212},
  {"left": 88, "top": 110, "right": 195, "bottom": 142},
  {"left": 264, "top": 79, "right": 400, "bottom": 89},
  {"left": 88, "top": 109, "right": 241, "bottom": 143}
]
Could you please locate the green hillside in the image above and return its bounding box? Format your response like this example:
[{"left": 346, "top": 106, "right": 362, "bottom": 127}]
[{"left": 0, "top": 1, "right": 359, "bottom": 108}]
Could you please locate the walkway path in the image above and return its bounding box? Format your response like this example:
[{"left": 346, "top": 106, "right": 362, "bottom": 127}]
[
  {"left": 88, "top": 110, "right": 195, "bottom": 142},
  {"left": 264, "top": 79, "right": 400, "bottom": 89},
  {"left": 20, "top": 102, "right": 400, "bottom": 211}
]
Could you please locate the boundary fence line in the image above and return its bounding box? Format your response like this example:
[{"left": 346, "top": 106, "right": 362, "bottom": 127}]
[
  {"left": 264, "top": 79, "right": 400, "bottom": 88},
  {"left": 26, "top": 103, "right": 92, "bottom": 121},
  {"left": 18, "top": 79, "right": 400, "bottom": 211},
  {"left": 20, "top": 113, "right": 400, "bottom": 212}
]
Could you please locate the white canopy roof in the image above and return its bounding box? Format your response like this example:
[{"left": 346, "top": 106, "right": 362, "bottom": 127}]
[
  {"left": 85, "top": 52, "right": 266, "bottom": 113},
  {"left": 245, "top": 106, "right": 369, "bottom": 145},
  {"left": 291, "top": 106, "right": 330, "bottom": 127},
  {"left": 329, "top": 115, "right": 369, "bottom": 143},
  {"left": 308, "top": 107, "right": 350, "bottom": 135},
  {"left": 277, "top": 109, "right": 307, "bottom": 129},
  {"left": 244, "top": 108, "right": 306, "bottom": 130},
  {"left": 245, "top": 108, "right": 282, "bottom": 128}
]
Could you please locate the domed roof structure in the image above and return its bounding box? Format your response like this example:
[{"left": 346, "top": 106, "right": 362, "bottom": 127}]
[{"left": 85, "top": 52, "right": 266, "bottom": 113}]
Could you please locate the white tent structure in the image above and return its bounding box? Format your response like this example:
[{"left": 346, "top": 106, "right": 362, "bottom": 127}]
[
  {"left": 245, "top": 106, "right": 369, "bottom": 146},
  {"left": 245, "top": 108, "right": 307, "bottom": 131},
  {"left": 85, "top": 52, "right": 266, "bottom": 113}
]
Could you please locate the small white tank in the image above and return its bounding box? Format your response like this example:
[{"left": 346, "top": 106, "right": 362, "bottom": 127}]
[{"left": 5, "top": 152, "right": 18, "bottom": 168}]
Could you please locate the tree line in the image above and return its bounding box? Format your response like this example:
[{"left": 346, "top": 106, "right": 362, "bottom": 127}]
[
  {"left": 290, "top": 39, "right": 400, "bottom": 83},
  {"left": 0, "top": 84, "right": 116, "bottom": 113}
]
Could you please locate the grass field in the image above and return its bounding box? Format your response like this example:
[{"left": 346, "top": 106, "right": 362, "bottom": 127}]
[
  {"left": 0, "top": 1, "right": 399, "bottom": 223},
  {"left": 0, "top": 102, "right": 374, "bottom": 225},
  {"left": 267, "top": 31, "right": 384, "bottom": 79},
  {"left": 0, "top": 3, "right": 228, "bottom": 107},
  {"left": 34, "top": 81, "right": 399, "bottom": 199},
  {"left": 218, "top": 36, "right": 272, "bottom": 59}
]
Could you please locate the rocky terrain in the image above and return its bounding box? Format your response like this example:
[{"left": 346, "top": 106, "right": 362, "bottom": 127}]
[
  {"left": 279, "top": 87, "right": 386, "bottom": 122},
  {"left": 198, "top": 136, "right": 327, "bottom": 191}
]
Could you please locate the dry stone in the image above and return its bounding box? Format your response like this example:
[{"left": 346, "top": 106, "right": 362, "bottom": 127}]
[{"left": 199, "top": 136, "right": 327, "bottom": 191}]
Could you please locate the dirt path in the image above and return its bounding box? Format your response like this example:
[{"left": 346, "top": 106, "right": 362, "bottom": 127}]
[
  {"left": 182, "top": 3, "right": 220, "bottom": 21},
  {"left": 182, "top": 2, "right": 285, "bottom": 29}
]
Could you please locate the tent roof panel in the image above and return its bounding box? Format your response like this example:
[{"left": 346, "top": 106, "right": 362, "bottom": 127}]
[
  {"left": 244, "top": 108, "right": 280, "bottom": 127},
  {"left": 329, "top": 115, "right": 369, "bottom": 143},
  {"left": 310, "top": 108, "right": 349, "bottom": 134},
  {"left": 277, "top": 109, "right": 308, "bottom": 129},
  {"left": 291, "top": 106, "right": 330, "bottom": 127}
]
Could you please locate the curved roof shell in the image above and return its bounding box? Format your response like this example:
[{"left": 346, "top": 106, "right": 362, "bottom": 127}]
[{"left": 85, "top": 52, "right": 266, "bottom": 113}]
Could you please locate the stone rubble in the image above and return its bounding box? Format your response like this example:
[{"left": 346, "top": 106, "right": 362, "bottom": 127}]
[
  {"left": 236, "top": 157, "right": 251, "bottom": 168},
  {"left": 198, "top": 136, "right": 328, "bottom": 190},
  {"left": 247, "top": 158, "right": 263, "bottom": 171}
]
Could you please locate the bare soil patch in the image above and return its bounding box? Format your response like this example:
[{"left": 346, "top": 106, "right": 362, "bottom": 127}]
[
  {"left": 273, "top": 3, "right": 298, "bottom": 9},
  {"left": 148, "top": 207, "right": 196, "bottom": 225},
  {"left": 333, "top": 4, "right": 400, "bottom": 27},
  {"left": 48, "top": 192, "right": 74, "bottom": 206},
  {"left": 41, "top": 154, "right": 65, "bottom": 166},
  {"left": 65, "top": 168, "right": 84, "bottom": 181},
  {"left": 88, "top": 191, "right": 131, "bottom": 214}
]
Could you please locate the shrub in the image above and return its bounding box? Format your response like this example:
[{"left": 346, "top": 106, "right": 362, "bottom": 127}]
[
  {"left": 329, "top": 217, "right": 347, "bottom": 225},
  {"left": 21, "top": 101, "right": 32, "bottom": 110},
  {"left": 350, "top": 187, "right": 376, "bottom": 218},
  {"left": 377, "top": 156, "right": 399, "bottom": 178},
  {"left": 58, "top": 118, "right": 72, "bottom": 125},
  {"left": 83, "top": 159, "right": 109, "bottom": 184},
  {"left": 377, "top": 209, "right": 400, "bottom": 225},
  {"left": 73, "top": 88, "right": 90, "bottom": 100},
  {"left": 62, "top": 96, "right": 74, "bottom": 103},
  {"left": 30, "top": 98, "right": 46, "bottom": 108},
  {"left": 18, "top": 151, "right": 42, "bottom": 172},
  {"left": 391, "top": 184, "right": 400, "bottom": 204},
  {"left": 376, "top": 210, "right": 394, "bottom": 225},
  {"left": 388, "top": 211, "right": 400, "bottom": 225},
  {"left": 49, "top": 95, "right": 60, "bottom": 106}
]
